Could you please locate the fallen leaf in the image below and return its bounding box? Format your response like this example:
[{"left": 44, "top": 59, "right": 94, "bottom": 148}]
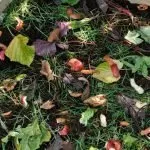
[
  {"left": 2, "top": 79, "right": 17, "bottom": 91},
  {"left": 56, "top": 118, "right": 67, "bottom": 124},
  {"left": 123, "top": 134, "right": 137, "bottom": 148},
  {"left": 120, "top": 121, "right": 130, "bottom": 127},
  {"left": 89, "top": 146, "right": 98, "bottom": 150},
  {"left": 81, "top": 69, "right": 95, "bottom": 75},
  {"left": 5, "top": 34, "right": 35, "bottom": 66},
  {"left": 0, "top": 43, "right": 7, "bottom": 61},
  {"left": 67, "top": 58, "right": 84, "bottom": 71},
  {"left": 0, "top": 31, "right": 2, "bottom": 37},
  {"left": 15, "top": 17, "right": 24, "bottom": 31},
  {"left": 1, "top": 111, "right": 12, "bottom": 118},
  {"left": 137, "top": 4, "right": 148, "bottom": 10},
  {"left": 20, "top": 95, "right": 28, "bottom": 108},
  {"left": 92, "top": 61, "right": 122, "bottom": 83},
  {"left": 56, "top": 42, "right": 69, "bottom": 49},
  {"left": 66, "top": 7, "right": 82, "bottom": 19},
  {"left": 33, "top": 39, "right": 56, "bottom": 56},
  {"left": 48, "top": 28, "right": 61, "bottom": 42},
  {"left": 84, "top": 94, "right": 107, "bottom": 107},
  {"left": 96, "top": 0, "right": 108, "bottom": 14},
  {"left": 79, "top": 108, "right": 97, "bottom": 126},
  {"left": 105, "top": 139, "right": 122, "bottom": 150},
  {"left": 59, "top": 125, "right": 70, "bottom": 136},
  {"left": 68, "top": 90, "right": 82, "bottom": 97},
  {"left": 139, "top": 26, "right": 150, "bottom": 44},
  {"left": 128, "top": 0, "right": 150, "bottom": 6},
  {"left": 57, "top": 110, "right": 69, "bottom": 116},
  {"left": 100, "top": 114, "right": 107, "bottom": 127},
  {"left": 78, "top": 77, "right": 90, "bottom": 100},
  {"left": 140, "top": 127, "right": 150, "bottom": 136},
  {"left": 40, "top": 100, "right": 55, "bottom": 110},
  {"left": 40, "top": 60, "right": 54, "bottom": 81}
]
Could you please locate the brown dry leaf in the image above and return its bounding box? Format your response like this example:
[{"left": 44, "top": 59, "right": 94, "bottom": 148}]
[
  {"left": 0, "top": 31, "right": 2, "bottom": 37},
  {"left": 56, "top": 118, "right": 67, "bottom": 124},
  {"left": 81, "top": 69, "right": 95, "bottom": 75},
  {"left": 120, "top": 121, "right": 130, "bottom": 127},
  {"left": 140, "top": 127, "right": 150, "bottom": 136},
  {"left": 137, "top": 4, "right": 148, "bottom": 10},
  {"left": 2, "top": 79, "right": 17, "bottom": 91},
  {"left": 40, "top": 60, "right": 54, "bottom": 81},
  {"left": 15, "top": 17, "right": 24, "bottom": 31},
  {"left": 48, "top": 28, "right": 60, "bottom": 42},
  {"left": 68, "top": 90, "right": 82, "bottom": 97},
  {"left": 78, "top": 77, "right": 90, "bottom": 100},
  {"left": 66, "top": 7, "right": 82, "bottom": 19},
  {"left": 40, "top": 100, "right": 55, "bottom": 110},
  {"left": 1, "top": 111, "right": 12, "bottom": 118},
  {"left": 84, "top": 94, "right": 107, "bottom": 107},
  {"left": 57, "top": 110, "right": 69, "bottom": 116}
]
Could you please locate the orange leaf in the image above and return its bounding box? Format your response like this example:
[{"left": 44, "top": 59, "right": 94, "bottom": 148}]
[
  {"left": 66, "top": 7, "right": 82, "bottom": 19},
  {"left": 81, "top": 69, "right": 95, "bottom": 75},
  {"left": 140, "top": 127, "right": 150, "bottom": 136},
  {"left": 48, "top": 28, "right": 61, "bottom": 42},
  {"left": 105, "top": 139, "right": 122, "bottom": 150},
  {"left": 67, "top": 58, "right": 84, "bottom": 71},
  {"left": 119, "top": 121, "right": 130, "bottom": 127},
  {"left": 15, "top": 17, "right": 24, "bottom": 31}
]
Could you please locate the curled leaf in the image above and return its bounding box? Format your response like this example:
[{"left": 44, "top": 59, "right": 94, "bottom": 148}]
[
  {"left": 34, "top": 39, "right": 56, "bottom": 56},
  {"left": 48, "top": 28, "right": 61, "bottom": 42},
  {"left": 40, "top": 60, "right": 54, "bottom": 81},
  {"left": 140, "top": 127, "right": 150, "bottom": 136},
  {"left": 84, "top": 94, "right": 107, "bottom": 107},
  {"left": 67, "top": 58, "right": 84, "bottom": 71},
  {"left": 15, "top": 17, "right": 24, "bottom": 31},
  {"left": 105, "top": 139, "right": 122, "bottom": 150},
  {"left": 59, "top": 125, "right": 70, "bottom": 136},
  {"left": 120, "top": 121, "right": 130, "bottom": 127},
  {"left": 68, "top": 90, "right": 82, "bottom": 97},
  {"left": 20, "top": 95, "right": 28, "bottom": 108},
  {"left": 40, "top": 100, "right": 55, "bottom": 110}
]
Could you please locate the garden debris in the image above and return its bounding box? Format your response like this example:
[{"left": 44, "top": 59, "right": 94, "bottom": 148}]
[
  {"left": 40, "top": 60, "right": 54, "bottom": 81},
  {"left": 81, "top": 69, "right": 95, "bottom": 75},
  {"left": 15, "top": 17, "right": 24, "bottom": 31},
  {"left": 2, "top": 79, "right": 17, "bottom": 91},
  {"left": 56, "top": 118, "right": 67, "bottom": 124},
  {"left": 96, "top": 0, "right": 108, "bottom": 14},
  {"left": 0, "top": 43, "right": 7, "bottom": 61},
  {"left": 130, "top": 78, "right": 144, "bottom": 94},
  {"left": 59, "top": 125, "right": 70, "bottom": 136},
  {"left": 1, "top": 111, "right": 12, "bottom": 118},
  {"left": 20, "top": 95, "right": 28, "bottom": 108},
  {"left": 140, "top": 127, "right": 150, "bottom": 136},
  {"left": 84, "top": 94, "right": 107, "bottom": 107},
  {"left": 68, "top": 90, "right": 82, "bottom": 97},
  {"left": 100, "top": 114, "right": 107, "bottom": 127},
  {"left": 105, "top": 139, "right": 122, "bottom": 150},
  {"left": 40, "top": 100, "right": 55, "bottom": 110},
  {"left": 119, "top": 121, "right": 130, "bottom": 127},
  {"left": 128, "top": 0, "right": 150, "bottom": 6},
  {"left": 66, "top": 7, "right": 83, "bottom": 19},
  {"left": 137, "top": 4, "right": 149, "bottom": 11},
  {"left": 79, "top": 108, "right": 97, "bottom": 126},
  {"left": 48, "top": 28, "right": 61, "bottom": 42}
]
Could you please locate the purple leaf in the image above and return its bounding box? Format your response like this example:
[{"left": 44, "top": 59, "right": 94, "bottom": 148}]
[
  {"left": 33, "top": 40, "right": 56, "bottom": 56},
  {"left": 56, "top": 22, "right": 70, "bottom": 37}
]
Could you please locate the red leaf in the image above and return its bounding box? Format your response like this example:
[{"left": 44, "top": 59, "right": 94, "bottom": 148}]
[
  {"left": 0, "top": 50, "right": 5, "bottom": 61},
  {"left": 59, "top": 125, "right": 70, "bottom": 136},
  {"left": 105, "top": 139, "right": 122, "bottom": 150},
  {"left": 67, "top": 58, "right": 84, "bottom": 71}
]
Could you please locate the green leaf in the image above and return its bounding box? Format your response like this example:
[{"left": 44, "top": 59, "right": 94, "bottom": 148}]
[
  {"left": 79, "top": 108, "right": 97, "bottom": 126},
  {"left": 141, "top": 64, "right": 148, "bottom": 77},
  {"left": 92, "top": 62, "right": 120, "bottom": 83},
  {"left": 143, "top": 56, "right": 150, "bottom": 66},
  {"left": 124, "top": 30, "right": 143, "bottom": 45},
  {"left": 139, "top": 26, "right": 150, "bottom": 44},
  {"left": 61, "top": 0, "right": 79, "bottom": 5},
  {"left": 15, "top": 74, "right": 27, "bottom": 81},
  {"left": 5, "top": 34, "right": 35, "bottom": 67},
  {"left": 123, "top": 134, "right": 137, "bottom": 148},
  {"left": 134, "top": 57, "right": 143, "bottom": 73},
  {"left": 89, "top": 146, "right": 98, "bottom": 150}
]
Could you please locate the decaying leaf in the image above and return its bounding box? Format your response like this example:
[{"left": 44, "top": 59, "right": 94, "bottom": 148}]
[
  {"left": 105, "top": 139, "right": 122, "bottom": 150},
  {"left": 128, "top": 0, "right": 150, "bottom": 6},
  {"left": 15, "top": 17, "right": 24, "bottom": 31},
  {"left": 66, "top": 7, "right": 82, "bottom": 19},
  {"left": 5, "top": 34, "right": 35, "bottom": 66},
  {"left": 79, "top": 108, "right": 97, "bottom": 126},
  {"left": 140, "top": 127, "right": 150, "bottom": 136},
  {"left": 40, "top": 60, "right": 54, "bottom": 81},
  {"left": 20, "top": 95, "right": 28, "bottom": 108},
  {"left": 137, "top": 4, "right": 148, "bottom": 10},
  {"left": 48, "top": 28, "right": 61, "bottom": 42},
  {"left": 2, "top": 79, "right": 17, "bottom": 91},
  {"left": 59, "top": 125, "right": 70, "bottom": 136},
  {"left": 81, "top": 69, "right": 95, "bottom": 75},
  {"left": 117, "top": 94, "right": 148, "bottom": 128},
  {"left": 34, "top": 40, "right": 56, "bottom": 56},
  {"left": 96, "top": 0, "right": 108, "bottom": 14},
  {"left": 40, "top": 100, "right": 55, "bottom": 110},
  {"left": 67, "top": 58, "right": 84, "bottom": 71},
  {"left": 84, "top": 94, "right": 107, "bottom": 107},
  {"left": 0, "top": 43, "right": 7, "bottom": 61},
  {"left": 1, "top": 111, "right": 12, "bottom": 118},
  {"left": 120, "top": 121, "right": 130, "bottom": 127},
  {"left": 68, "top": 90, "right": 82, "bottom": 97},
  {"left": 56, "top": 118, "right": 67, "bottom": 124},
  {"left": 100, "top": 114, "right": 107, "bottom": 127}
]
